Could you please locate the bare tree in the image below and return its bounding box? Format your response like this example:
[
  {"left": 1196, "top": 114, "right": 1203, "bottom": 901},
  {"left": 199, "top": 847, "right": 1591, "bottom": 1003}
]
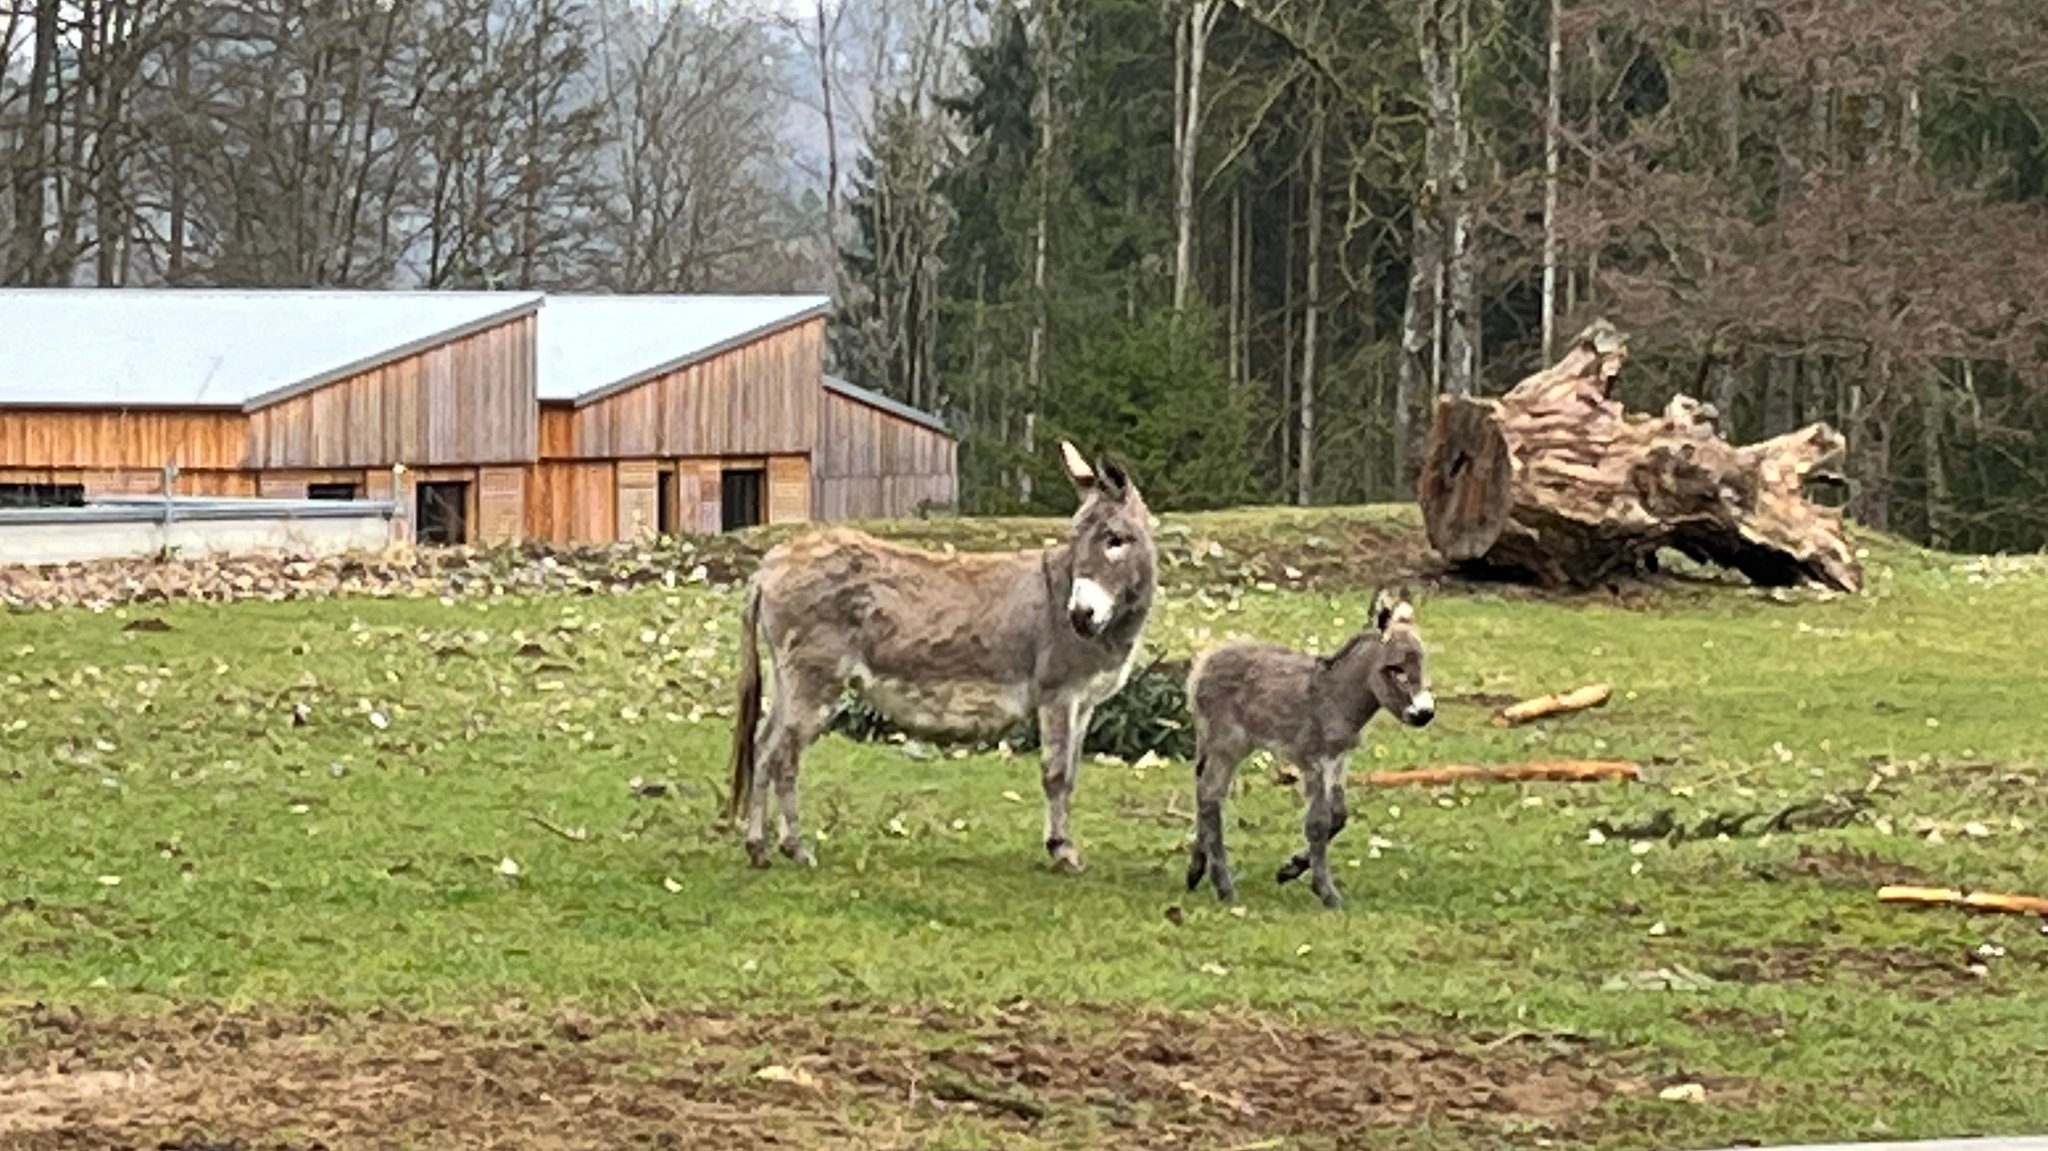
[{"left": 591, "top": 0, "right": 805, "bottom": 291}]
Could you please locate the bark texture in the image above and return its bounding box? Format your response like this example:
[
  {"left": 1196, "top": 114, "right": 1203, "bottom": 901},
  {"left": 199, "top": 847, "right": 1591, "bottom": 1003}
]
[{"left": 1417, "top": 321, "right": 1862, "bottom": 593}]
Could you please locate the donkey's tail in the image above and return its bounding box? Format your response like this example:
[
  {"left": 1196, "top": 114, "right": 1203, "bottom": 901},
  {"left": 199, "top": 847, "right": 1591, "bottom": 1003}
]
[{"left": 721, "top": 578, "right": 765, "bottom": 825}]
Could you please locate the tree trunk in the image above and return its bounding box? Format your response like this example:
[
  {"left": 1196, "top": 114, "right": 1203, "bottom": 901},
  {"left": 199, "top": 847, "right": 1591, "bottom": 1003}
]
[
  {"left": 1280, "top": 175, "right": 1294, "bottom": 492},
  {"left": 1763, "top": 355, "right": 1794, "bottom": 436},
  {"left": 1172, "top": 0, "right": 1219, "bottom": 313},
  {"left": 1540, "top": 0, "right": 1563, "bottom": 363},
  {"left": 1023, "top": 0, "right": 1057, "bottom": 503},
  {"left": 1228, "top": 185, "right": 1242, "bottom": 381},
  {"left": 1417, "top": 321, "right": 1862, "bottom": 593},
  {"left": 1297, "top": 91, "right": 1324, "bottom": 506},
  {"left": 1921, "top": 366, "right": 1948, "bottom": 549},
  {"left": 10, "top": 0, "right": 60, "bottom": 281},
  {"left": 1421, "top": 0, "right": 1478, "bottom": 398},
  {"left": 1850, "top": 354, "right": 1893, "bottom": 531},
  {"left": 1397, "top": 198, "right": 1439, "bottom": 494},
  {"left": 168, "top": 19, "right": 190, "bottom": 282},
  {"left": 816, "top": 0, "right": 839, "bottom": 260}
]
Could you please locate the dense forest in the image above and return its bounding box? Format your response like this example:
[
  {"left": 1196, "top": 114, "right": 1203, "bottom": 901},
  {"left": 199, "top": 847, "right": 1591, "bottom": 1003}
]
[{"left": 8, "top": 1, "right": 2048, "bottom": 552}]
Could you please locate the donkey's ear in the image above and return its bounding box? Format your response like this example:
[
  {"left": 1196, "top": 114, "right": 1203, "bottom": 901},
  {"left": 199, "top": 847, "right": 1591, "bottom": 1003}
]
[
  {"left": 1059, "top": 440, "right": 1097, "bottom": 492},
  {"left": 1369, "top": 587, "right": 1396, "bottom": 632},
  {"left": 1094, "top": 452, "right": 1134, "bottom": 501}
]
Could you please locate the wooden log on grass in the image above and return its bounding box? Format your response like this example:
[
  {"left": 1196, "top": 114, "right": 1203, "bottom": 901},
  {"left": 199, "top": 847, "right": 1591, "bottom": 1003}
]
[
  {"left": 1877, "top": 884, "right": 2048, "bottom": 917},
  {"left": 1416, "top": 320, "right": 1861, "bottom": 594},
  {"left": 1360, "top": 760, "right": 1641, "bottom": 787},
  {"left": 1491, "top": 682, "right": 1612, "bottom": 727}
]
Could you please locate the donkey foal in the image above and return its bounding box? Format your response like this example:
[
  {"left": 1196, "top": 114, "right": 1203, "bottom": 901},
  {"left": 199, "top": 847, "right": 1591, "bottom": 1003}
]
[{"left": 1184, "top": 589, "right": 1436, "bottom": 909}]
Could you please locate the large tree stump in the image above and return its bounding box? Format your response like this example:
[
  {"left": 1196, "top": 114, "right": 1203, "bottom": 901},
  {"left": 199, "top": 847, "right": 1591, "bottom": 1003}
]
[{"left": 1417, "top": 321, "right": 1861, "bottom": 594}]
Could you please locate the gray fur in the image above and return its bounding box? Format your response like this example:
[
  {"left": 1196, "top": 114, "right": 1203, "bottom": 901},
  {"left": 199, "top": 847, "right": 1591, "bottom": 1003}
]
[
  {"left": 1183, "top": 587, "right": 1436, "bottom": 909},
  {"left": 722, "top": 441, "right": 1158, "bottom": 875}
]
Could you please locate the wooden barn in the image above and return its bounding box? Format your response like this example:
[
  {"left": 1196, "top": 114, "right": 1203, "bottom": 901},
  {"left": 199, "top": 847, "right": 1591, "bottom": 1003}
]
[
  {"left": 816, "top": 375, "right": 958, "bottom": 521},
  {"left": 527, "top": 293, "right": 836, "bottom": 545},
  {"left": 1, "top": 287, "right": 959, "bottom": 550},
  {"left": 0, "top": 287, "right": 541, "bottom": 545}
]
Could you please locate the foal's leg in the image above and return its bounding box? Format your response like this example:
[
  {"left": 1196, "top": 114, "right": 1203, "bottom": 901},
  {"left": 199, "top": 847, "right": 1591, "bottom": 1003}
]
[
  {"left": 1278, "top": 756, "right": 1350, "bottom": 909},
  {"left": 1038, "top": 697, "right": 1091, "bottom": 874},
  {"left": 1188, "top": 731, "right": 1245, "bottom": 902}
]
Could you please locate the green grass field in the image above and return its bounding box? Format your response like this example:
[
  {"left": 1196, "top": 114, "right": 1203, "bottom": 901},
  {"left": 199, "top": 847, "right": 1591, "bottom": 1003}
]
[{"left": 2, "top": 506, "right": 2045, "bottom": 1149}]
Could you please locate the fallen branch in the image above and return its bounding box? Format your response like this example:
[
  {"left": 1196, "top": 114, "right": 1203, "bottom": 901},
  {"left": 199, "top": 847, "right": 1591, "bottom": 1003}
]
[
  {"left": 527, "top": 813, "right": 590, "bottom": 843},
  {"left": 1592, "top": 790, "right": 1874, "bottom": 845},
  {"left": 1360, "top": 760, "right": 1641, "bottom": 787},
  {"left": 1492, "top": 683, "right": 1613, "bottom": 727},
  {"left": 1878, "top": 885, "right": 2048, "bottom": 917}
]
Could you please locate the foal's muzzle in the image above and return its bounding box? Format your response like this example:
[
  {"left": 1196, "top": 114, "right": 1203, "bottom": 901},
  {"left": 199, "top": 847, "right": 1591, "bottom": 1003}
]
[{"left": 1402, "top": 690, "right": 1437, "bottom": 728}]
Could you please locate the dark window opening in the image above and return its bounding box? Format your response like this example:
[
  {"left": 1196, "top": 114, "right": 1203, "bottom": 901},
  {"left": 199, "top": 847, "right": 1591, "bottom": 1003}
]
[
  {"left": 307, "top": 482, "right": 358, "bottom": 501},
  {"left": 657, "top": 469, "right": 677, "bottom": 536},
  {"left": 415, "top": 481, "right": 470, "bottom": 546},
  {"left": 720, "top": 467, "right": 765, "bottom": 532},
  {"left": 0, "top": 483, "right": 86, "bottom": 509}
]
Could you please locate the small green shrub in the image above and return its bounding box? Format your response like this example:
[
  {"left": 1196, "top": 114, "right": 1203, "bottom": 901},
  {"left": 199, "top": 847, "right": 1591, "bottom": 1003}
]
[{"left": 829, "top": 657, "right": 1196, "bottom": 762}]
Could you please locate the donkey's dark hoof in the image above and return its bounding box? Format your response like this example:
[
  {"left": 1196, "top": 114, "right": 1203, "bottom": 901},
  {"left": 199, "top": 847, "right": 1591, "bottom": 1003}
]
[
  {"left": 1185, "top": 854, "right": 1208, "bottom": 892},
  {"left": 780, "top": 840, "right": 817, "bottom": 868},
  {"left": 745, "top": 839, "right": 772, "bottom": 870},
  {"left": 1276, "top": 856, "right": 1310, "bottom": 885},
  {"left": 1316, "top": 889, "right": 1345, "bottom": 910}
]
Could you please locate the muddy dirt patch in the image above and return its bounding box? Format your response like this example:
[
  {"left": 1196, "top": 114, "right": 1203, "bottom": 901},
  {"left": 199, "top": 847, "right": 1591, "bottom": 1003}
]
[
  {"left": 1767, "top": 845, "right": 1939, "bottom": 889},
  {"left": 1706, "top": 941, "right": 2027, "bottom": 996},
  {"left": 0, "top": 1001, "right": 1687, "bottom": 1149}
]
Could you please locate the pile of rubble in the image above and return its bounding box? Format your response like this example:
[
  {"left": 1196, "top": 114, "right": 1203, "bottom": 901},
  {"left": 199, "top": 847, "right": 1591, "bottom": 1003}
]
[{"left": 0, "top": 538, "right": 766, "bottom": 613}]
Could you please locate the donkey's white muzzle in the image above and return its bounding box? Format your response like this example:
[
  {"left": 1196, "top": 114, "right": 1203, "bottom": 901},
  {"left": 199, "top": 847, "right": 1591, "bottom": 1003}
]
[
  {"left": 1403, "top": 690, "right": 1437, "bottom": 727},
  {"left": 1067, "top": 577, "right": 1116, "bottom": 638}
]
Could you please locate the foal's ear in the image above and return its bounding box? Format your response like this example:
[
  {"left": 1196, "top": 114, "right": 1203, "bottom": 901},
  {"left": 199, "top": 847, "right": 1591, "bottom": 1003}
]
[
  {"left": 1059, "top": 440, "right": 1097, "bottom": 492},
  {"left": 1371, "top": 586, "right": 1415, "bottom": 632},
  {"left": 1094, "top": 451, "right": 1134, "bottom": 501}
]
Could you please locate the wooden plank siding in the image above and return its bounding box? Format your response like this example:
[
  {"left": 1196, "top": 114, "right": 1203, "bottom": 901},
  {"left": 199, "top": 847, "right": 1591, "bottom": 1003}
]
[
  {"left": 552, "top": 319, "right": 824, "bottom": 460},
  {"left": 768, "top": 456, "right": 810, "bottom": 523},
  {"left": 0, "top": 466, "right": 257, "bottom": 499},
  {"left": 247, "top": 313, "right": 537, "bottom": 469},
  {"left": 523, "top": 455, "right": 809, "bottom": 546},
  {"left": 1, "top": 312, "right": 537, "bottom": 547},
  {"left": 477, "top": 466, "right": 526, "bottom": 546},
  {"left": 524, "top": 317, "right": 826, "bottom": 545},
  {"left": 0, "top": 410, "right": 248, "bottom": 471},
  {"left": 813, "top": 389, "right": 959, "bottom": 522}
]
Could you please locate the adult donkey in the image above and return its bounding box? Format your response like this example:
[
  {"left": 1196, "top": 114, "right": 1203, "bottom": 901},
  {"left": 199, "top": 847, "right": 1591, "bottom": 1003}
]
[{"left": 721, "top": 441, "right": 1158, "bottom": 874}]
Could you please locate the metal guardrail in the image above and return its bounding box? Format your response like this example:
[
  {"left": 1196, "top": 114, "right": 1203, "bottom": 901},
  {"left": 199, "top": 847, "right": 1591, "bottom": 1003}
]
[{"left": 0, "top": 496, "right": 402, "bottom": 528}]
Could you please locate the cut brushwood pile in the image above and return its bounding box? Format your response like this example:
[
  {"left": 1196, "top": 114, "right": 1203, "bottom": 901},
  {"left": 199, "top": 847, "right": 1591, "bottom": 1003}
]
[
  {"left": 1417, "top": 320, "right": 1861, "bottom": 594},
  {"left": 1359, "top": 760, "right": 1641, "bottom": 787},
  {"left": 1492, "top": 683, "right": 1612, "bottom": 727}
]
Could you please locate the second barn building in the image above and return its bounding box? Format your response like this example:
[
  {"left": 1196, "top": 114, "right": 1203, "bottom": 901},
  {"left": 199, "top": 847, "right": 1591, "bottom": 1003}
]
[{"left": 527, "top": 294, "right": 958, "bottom": 545}]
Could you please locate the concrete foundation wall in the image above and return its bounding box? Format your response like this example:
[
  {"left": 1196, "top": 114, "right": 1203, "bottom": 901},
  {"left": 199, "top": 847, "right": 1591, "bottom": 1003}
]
[{"left": 0, "top": 499, "right": 401, "bottom": 568}]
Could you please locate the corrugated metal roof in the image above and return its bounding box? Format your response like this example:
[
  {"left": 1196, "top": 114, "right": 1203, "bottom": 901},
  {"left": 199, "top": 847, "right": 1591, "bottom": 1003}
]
[
  {"left": 0, "top": 287, "right": 544, "bottom": 410},
  {"left": 823, "top": 375, "right": 954, "bottom": 438},
  {"left": 536, "top": 293, "right": 831, "bottom": 405}
]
